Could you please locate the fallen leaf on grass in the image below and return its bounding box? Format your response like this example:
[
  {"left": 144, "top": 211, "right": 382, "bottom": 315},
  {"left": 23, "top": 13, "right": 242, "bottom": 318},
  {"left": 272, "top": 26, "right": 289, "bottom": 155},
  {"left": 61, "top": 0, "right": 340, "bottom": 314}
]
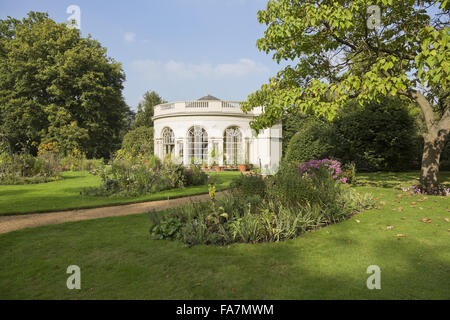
[
  {"left": 421, "top": 218, "right": 432, "bottom": 224},
  {"left": 444, "top": 218, "right": 449, "bottom": 222},
  {"left": 396, "top": 234, "right": 406, "bottom": 238},
  {"left": 401, "top": 217, "right": 407, "bottom": 220},
  {"left": 355, "top": 219, "right": 360, "bottom": 223},
  {"left": 379, "top": 201, "right": 386, "bottom": 205},
  {"left": 397, "top": 207, "right": 404, "bottom": 211},
  {"left": 386, "top": 226, "right": 393, "bottom": 230}
]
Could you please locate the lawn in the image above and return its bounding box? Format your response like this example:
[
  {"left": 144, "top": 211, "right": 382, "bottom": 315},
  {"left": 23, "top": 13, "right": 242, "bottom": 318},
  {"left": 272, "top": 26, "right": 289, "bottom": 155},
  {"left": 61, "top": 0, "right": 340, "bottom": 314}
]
[
  {"left": 0, "top": 172, "right": 449, "bottom": 299},
  {"left": 0, "top": 171, "right": 240, "bottom": 215}
]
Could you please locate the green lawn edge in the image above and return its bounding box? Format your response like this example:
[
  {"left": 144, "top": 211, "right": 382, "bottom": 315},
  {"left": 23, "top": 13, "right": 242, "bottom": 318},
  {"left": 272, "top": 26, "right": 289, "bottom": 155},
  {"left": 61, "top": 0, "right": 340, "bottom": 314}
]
[{"left": 0, "top": 171, "right": 240, "bottom": 216}]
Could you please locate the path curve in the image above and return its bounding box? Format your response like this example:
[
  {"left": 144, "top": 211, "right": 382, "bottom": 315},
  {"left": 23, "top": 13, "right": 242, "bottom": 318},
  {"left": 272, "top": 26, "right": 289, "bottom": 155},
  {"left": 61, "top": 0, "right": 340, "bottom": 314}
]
[{"left": 0, "top": 192, "right": 225, "bottom": 234}]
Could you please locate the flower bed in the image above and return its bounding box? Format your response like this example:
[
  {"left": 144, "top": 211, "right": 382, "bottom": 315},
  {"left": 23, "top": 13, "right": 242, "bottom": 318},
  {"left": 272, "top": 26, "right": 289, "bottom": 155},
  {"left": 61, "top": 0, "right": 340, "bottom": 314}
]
[
  {"left": 298, "top": 159, "right": 348, "bottom": 184},
  {"left": 149, "top": 163, "right": 374, "bottom": 246}
]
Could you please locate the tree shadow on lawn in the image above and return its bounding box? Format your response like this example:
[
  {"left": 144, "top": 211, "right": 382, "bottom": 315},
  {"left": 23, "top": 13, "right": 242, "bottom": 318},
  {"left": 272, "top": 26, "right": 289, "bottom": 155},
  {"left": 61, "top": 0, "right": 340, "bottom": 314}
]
[
  {"left": 356, "top": 171, "right": 450, "bottom": 189},
  {"left": 197, "top": 236, "right": 449, "bottom": 300},
  {"left": 0, "top": 188, "right": 34, "bottom": 197}
]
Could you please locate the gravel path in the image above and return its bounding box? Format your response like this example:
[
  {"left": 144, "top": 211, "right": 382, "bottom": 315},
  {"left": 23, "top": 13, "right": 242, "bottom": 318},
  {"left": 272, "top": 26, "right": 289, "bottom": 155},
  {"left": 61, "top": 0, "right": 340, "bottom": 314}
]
[{"left": 0, "top": 192, "right": 225, "bottom": 234}]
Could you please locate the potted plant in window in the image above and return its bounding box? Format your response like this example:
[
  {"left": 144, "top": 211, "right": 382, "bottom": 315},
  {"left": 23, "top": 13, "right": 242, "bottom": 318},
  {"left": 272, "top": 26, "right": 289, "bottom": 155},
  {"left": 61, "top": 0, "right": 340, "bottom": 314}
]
[
  {"left": 238, "top": 163, "right": 248, "bottom": 173},
  {"left": 210, "top": 149, "right": 221, "bottom": 172}
]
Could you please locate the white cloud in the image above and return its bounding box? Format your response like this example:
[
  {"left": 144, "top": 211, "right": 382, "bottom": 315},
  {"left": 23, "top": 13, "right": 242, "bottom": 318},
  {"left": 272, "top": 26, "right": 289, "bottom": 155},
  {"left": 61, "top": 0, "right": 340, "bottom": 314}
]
[
  {"left": 123, "top": 32, "right": 136, "bottom": 43},
  {"left": 131, "top": 58, "right": 269, "bottom": 79}
]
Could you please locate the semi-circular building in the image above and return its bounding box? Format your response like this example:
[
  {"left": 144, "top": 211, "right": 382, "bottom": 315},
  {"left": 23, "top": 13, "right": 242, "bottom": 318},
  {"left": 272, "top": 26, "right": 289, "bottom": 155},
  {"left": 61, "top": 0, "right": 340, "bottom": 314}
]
[{"left": 153, "top": 95, "right": 282, "bottom": 173}]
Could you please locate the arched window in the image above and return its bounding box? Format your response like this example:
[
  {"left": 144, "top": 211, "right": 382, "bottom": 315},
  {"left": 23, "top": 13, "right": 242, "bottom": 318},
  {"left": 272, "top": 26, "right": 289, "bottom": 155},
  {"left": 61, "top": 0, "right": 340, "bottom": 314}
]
[
  {"left": 187, "top": 126, "right": 208, "bottom": 164},
  {"left": 162, "top": 127, "right": 175, "bottom": 156},
  {"left": 224, "top": 126, "right": 243, "bottom": 165}
]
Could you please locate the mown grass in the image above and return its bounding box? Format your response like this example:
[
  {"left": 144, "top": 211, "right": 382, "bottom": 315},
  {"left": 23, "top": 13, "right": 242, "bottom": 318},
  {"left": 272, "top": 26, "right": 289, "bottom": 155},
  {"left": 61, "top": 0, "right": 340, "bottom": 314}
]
[
  {"left": 0, "top": 172, "right": 448, "bottom": 299},
  {"left": 0, "top": 171, "right": 240, "bottom": 215}
]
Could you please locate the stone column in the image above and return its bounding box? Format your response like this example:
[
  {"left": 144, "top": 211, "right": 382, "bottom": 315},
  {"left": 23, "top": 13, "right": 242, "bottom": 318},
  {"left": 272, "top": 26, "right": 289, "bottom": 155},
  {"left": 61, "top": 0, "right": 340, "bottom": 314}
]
[
  {"left": 183, "top": 137, "right": 190, "bottom": 166},
  {"left": 218, "top": 137, "right": 224, "bottom": 167}
]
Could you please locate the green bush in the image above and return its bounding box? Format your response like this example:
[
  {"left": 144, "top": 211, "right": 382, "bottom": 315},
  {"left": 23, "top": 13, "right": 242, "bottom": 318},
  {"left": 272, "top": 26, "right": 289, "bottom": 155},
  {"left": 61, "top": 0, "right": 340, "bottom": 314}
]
[
  {"left": 0, "top": 152, "right": 59, "bottom": 185},
  {"left": 230, "top": 173, "right": 266, "bottom": 199},
  {"left": 86, "top": 157, "right": 208, "bottom": 197},
  {"left": 285, "top": 117, "right": 334, "bottom": 164},
  {"left": 332, "top": 97, "right": 419, "bottom": 171},
  {"left": 121, "top": 127, "right": 154, "bottom": 157},
  {"left": 184, "top": 164, "right": 208, "bottom": 186},
  {"left": 340, "top": 162, "right": 357, "bottom": 184}
]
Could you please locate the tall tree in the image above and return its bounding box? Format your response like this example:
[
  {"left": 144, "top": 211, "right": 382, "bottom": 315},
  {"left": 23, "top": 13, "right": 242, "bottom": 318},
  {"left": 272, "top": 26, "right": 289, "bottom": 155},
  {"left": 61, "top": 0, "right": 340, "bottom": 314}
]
[
  {"left": 133, "top": 91, "right": 166, "bottom": 128},
  {"left": 242, "top": 0, "right": 449, "bottom": 192},
  {"left": 0, "top": 12, "right": 129, "bottom": 158}
]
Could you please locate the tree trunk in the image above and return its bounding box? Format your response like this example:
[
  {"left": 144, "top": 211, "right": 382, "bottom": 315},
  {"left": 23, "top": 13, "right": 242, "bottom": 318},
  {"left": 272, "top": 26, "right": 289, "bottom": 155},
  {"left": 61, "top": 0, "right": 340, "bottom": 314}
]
[
  {"left": 407, "top": 90, "right": 449, "bottom": 193},
  {"left": 419, "top": 129, "right": 447, "bottom": 192}
]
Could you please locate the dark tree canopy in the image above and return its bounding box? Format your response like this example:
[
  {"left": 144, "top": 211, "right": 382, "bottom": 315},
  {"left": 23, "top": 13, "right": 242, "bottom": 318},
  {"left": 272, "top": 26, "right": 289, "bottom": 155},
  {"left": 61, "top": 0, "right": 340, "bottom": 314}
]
[{"left": 0, "top": 12, "right": 130, "bottom": 158}]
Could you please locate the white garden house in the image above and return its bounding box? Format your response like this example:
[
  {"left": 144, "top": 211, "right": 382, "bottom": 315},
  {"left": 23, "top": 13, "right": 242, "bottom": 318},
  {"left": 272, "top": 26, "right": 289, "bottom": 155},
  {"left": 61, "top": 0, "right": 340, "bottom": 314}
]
[{"left": 153, "top": 95, "right": 282, "bottom": 173}]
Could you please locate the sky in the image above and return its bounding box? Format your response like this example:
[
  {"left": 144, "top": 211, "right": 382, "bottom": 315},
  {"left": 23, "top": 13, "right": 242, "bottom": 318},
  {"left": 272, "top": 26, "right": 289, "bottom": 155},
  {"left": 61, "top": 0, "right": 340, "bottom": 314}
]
[{"left": 0, "top": 0, "right": 288, "bottom": 111}]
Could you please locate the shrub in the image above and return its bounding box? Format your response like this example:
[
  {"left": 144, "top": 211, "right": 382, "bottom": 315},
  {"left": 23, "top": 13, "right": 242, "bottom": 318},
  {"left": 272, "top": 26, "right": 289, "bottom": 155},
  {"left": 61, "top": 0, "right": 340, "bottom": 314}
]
[
  {"left": 298, "top": 159, "right": 346, "bottom": 183},
  {"left": 265, "top": 162, "right": 318, "bottom": 206},
  {"left": 230, "top": 173, "right": 266, "bottom": 199},
  {"left": 340, "top": 162, "right": 357, "bottom": 184},
  {"left": 184, "top": 164, "right": 208, "bottom": 186},
  {"left": 0, "top": 152, "right": 59, "bottom": 184},
  {"left": 332, "top": 97, "right": 419, "bottom": 171},
  {"left": 121, "top": 127, "right": 154, "bottom": 158},
  {"left": 86, "top": 157, "right": 208, "bottom": 197},
  {"left": 285, "top": 117, "right": 334, "bottom": 164}
]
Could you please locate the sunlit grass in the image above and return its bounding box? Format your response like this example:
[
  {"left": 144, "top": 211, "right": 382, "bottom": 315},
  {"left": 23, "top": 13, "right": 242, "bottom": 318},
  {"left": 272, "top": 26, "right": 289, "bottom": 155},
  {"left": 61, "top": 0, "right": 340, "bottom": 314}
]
[{"left": 0, "top": 171, "right": 240, "bottom": 215}]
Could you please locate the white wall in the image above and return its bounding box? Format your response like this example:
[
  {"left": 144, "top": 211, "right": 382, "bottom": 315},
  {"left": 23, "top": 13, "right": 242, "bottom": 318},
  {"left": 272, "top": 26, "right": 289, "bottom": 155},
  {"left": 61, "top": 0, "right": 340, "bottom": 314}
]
[{"left": 154, "top": 114, "right": 282, "bottom": 172}]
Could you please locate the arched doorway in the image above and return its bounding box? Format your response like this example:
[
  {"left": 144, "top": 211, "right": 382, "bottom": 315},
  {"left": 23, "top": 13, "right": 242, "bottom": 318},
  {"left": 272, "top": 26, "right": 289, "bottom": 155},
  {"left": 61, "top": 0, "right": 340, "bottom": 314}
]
[
  {"left": 187, "top": 126, "right": 208, "bottom": 164},
  {"left": 224, "top": 126, "right": 243, "bottom": 165},
  {"left": 162, "top": 127, "right": 175, "bottom": 156}
]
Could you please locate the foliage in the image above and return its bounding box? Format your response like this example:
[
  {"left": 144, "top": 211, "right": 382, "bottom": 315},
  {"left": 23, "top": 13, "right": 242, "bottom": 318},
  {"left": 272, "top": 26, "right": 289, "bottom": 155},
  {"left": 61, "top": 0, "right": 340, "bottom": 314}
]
[
  {"left": 281, "top": 113, "right": 308, "bottom": 157},
  {"left": 121, "top": 127, "right": 154, "bottom": 158},
  {"left": 298, "top": 159, "right": 347, "bottom": 184},
  {"left": 340, "top": 162, "right": 357, "bottom": 185},
  {"left": 0, "top": 152, "right": 59, "bottom": 184},
  {"left": 0, "top": 12, "right": 130, "bottom": 158},
  {"left": 242, "top": 0, "right": 449, "bottom": 191},
  {"left": 331, "top": 98, "right": 419, "bottom": 171},
  {"left": 184, "top": 164, "right": 209, "bottom": 186},
  {"left": 133, "top": 91, "right": 166, "bottom": 128},
  {"left": 266, "top": 161, "right": 343, "bottom": 207},
  {"left": 87, "top": 157, "right": 208, "bottom": 197},
  {"left": 150, "top": 164, "right": 374, "bottom": 246},
  {"left": 229, "top": 173, "right": 266, "bottom": 199},
  {"left": 285, "top": 117, "right": 334, "bottom": 164}
]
